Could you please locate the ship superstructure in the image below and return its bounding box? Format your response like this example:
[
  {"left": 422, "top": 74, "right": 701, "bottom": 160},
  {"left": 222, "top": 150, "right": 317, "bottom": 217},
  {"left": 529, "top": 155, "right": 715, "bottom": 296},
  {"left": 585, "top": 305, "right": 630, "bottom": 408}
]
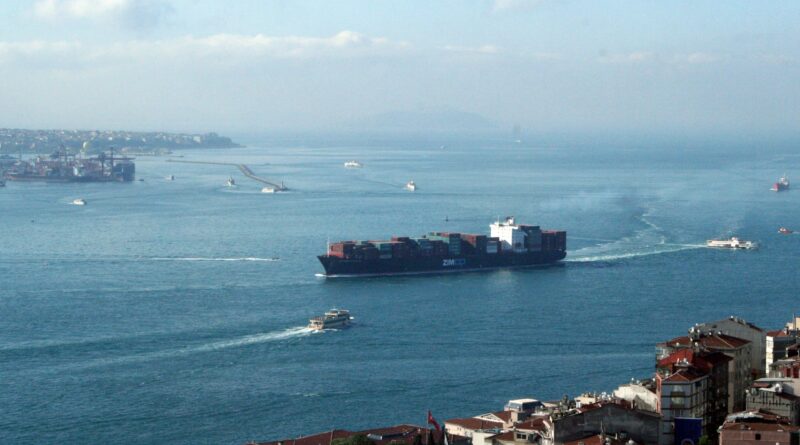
[
  {"left": 318, "top": 217, "right": 566, "bottom": 277},
  {"left": 772, "top": 174, "right": 790, "bottom": 192},
  {"left": 3, "top": 149, "right": 135, "bottom": 183}
]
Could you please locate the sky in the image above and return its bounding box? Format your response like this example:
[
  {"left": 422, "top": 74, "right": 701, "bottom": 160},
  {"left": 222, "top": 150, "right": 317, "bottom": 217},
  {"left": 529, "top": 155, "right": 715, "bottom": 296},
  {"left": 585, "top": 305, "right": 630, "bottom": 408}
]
[{"left": 0, "top": 0, "right": 798, "bottom": 137}]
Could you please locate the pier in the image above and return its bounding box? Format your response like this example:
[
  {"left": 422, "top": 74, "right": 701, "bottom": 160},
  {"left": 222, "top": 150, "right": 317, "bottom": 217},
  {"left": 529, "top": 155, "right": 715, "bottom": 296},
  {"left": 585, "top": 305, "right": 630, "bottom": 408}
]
[{"left": 166, "top": 159, "right": 287, "bottom": 190}]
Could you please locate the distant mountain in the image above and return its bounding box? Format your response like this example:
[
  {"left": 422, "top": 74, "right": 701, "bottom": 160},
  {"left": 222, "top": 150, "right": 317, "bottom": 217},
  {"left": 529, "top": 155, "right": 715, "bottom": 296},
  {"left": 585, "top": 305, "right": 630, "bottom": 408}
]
[{"left": 351, "top": 110, "right": 499, "bottom": 132}]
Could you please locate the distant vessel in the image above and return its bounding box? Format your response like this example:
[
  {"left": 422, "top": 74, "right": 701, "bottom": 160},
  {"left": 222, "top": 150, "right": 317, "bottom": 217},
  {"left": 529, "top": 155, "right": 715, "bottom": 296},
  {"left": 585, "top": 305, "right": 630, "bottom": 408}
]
[
  {"left": 72, "top": 198, "right": 86, "bottom": 206},
  {"left": 0, "top": 179, "right": 5, "bottom": 187},
  {"left": 706, "top": 237, "right": 757, "bottom": 250},
  {"left": 772, "top": 174, "right": 790, "bottom": 192},
  {"left": 344, "top": 161, "right": 363, "bottom": 168},
  {"left": 261, "top": 187, "right": 276, "bottom": 193},
  {"left": 226, "top": 177, "right": 236, "bottom": 187},
  {"left": 166, "top": 175, "right": 175, "bottom": 181},
  {"left": 308, "top": 309, "right": 352, "bottom": 330},
  {"left": 779, "top": 227, "right": 793, "bottom": 235},
  {"left": 4, "top": 149, "right": 135, "bottom": 183},
  {"left": 405, "top": 180, "right": 417, "bottom": 191}
]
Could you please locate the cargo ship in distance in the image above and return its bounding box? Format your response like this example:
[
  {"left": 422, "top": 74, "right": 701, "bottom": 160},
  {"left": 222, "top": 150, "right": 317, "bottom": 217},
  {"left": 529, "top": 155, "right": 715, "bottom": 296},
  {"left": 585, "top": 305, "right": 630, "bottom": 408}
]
[
  {"left": 318, "top": 217, "right": 566, "bottom": 277},
  {"left": 771, "top": 174, "right": 790, "bottom": 192},
  {"left": 3, "top": 149, "right": 135, "bottom": 182}
]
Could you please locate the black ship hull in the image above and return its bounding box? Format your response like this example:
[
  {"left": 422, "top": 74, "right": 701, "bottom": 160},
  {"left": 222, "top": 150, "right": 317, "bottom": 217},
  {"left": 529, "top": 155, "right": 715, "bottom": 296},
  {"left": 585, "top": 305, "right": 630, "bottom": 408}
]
[
  {"left": 4, "top": 175, "right": 133, "bottom": 183},
  {"left": 317, "top": 250, "right": 567, "bottom": 278}
]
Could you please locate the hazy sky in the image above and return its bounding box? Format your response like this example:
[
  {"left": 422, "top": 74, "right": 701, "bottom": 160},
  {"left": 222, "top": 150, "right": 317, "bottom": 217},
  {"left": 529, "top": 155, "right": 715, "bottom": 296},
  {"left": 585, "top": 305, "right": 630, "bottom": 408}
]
[{"left": 1, "top": 0, "right": 799, "bottom": 136}]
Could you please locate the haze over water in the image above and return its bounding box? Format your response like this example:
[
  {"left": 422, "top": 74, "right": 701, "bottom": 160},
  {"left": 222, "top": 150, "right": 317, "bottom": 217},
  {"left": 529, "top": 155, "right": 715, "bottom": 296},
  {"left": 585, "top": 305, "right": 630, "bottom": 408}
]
[{"left": 2, "top": 137, "right": 799, "bottom": 444}]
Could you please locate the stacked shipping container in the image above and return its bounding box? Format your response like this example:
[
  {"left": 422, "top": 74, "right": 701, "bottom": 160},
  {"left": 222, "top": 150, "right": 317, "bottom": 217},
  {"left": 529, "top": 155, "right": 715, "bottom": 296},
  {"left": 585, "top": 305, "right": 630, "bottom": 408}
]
[{"left": 327, "top": 229, "right": 565, "bottom": 260}]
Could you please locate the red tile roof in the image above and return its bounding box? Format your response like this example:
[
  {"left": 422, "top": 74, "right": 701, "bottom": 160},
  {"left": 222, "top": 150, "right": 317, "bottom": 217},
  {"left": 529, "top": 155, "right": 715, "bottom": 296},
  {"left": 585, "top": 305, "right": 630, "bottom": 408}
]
[
  {"left": 445, "top": 418, "right": 503, "bottom": 430},
  {"left": 663, "top": 367, "right": 708, "bottom": 383},
  {"left": 514, "top": 417, "right": 548, "bottom": 432},
  {"left": 491, "top": 431, "right": 516, "bottom": 442},
  {"left": 491, "top": 411, "right": 513, "bottom": 422},
  {"left": 658, "top": 349, "right": 732, "bottom": 371},
  {"left": 721, "top": 422, "right": 800, "bottom": 432},
  {"left": 664, "top": 333, "right": 750, "bottom": 350},
  {"left": 253, "top": 425, "right": 442, "bottom": 445}
]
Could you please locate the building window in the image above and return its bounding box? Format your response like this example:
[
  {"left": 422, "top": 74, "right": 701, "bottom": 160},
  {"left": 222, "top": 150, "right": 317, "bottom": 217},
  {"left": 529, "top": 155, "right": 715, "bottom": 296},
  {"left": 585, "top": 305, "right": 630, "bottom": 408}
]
[{"left": 755, "top": 433, "right": 761, "bottom": 440}]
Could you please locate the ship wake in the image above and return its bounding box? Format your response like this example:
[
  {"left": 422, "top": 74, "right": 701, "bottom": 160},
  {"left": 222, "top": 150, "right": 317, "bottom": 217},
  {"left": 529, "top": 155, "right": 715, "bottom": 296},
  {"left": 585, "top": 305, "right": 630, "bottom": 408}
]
[
  {"left": 52, "top": 326, "right": 314, "bottom": 371},
  {"left": 566, "top": 207, "right": 705, "bottom": 263},
  {"left": 149, "top": 256, "right": 280, "bottom": 262}
]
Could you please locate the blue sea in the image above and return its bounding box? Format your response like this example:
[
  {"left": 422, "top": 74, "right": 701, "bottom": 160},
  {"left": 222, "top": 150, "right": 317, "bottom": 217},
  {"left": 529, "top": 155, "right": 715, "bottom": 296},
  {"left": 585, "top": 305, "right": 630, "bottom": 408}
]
[{"left": 1, "top": 136, "right": 799, "bottom": 444}]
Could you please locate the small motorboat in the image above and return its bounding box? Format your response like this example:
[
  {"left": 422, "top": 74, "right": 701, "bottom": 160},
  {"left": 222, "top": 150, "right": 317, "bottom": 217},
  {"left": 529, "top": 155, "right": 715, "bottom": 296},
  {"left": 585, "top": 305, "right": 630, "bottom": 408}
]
[
  {"left": 166, "top": 175, "right": 175, "bottom": 181},
  {"left": 779, "top": 227, "right": 794, "bottom": 235},
  {"left": 344, "top": 161, "right": 363, "bottom": 168},
  {"left": 226, "top": 177, "right": 236, "bottom": 187},
  {"left": 405, "top": 181, "right": 417, "bottom": 191},
  {"left": 261, "top": 187, "right": 276, "bottom": 193},
  {"left": 72, "top": 198, "right": 86, "bottom": 206}
]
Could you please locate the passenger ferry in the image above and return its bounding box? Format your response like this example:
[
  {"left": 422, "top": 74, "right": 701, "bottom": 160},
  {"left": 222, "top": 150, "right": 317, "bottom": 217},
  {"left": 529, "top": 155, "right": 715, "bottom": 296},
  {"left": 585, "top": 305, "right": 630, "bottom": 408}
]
[
  {"left": 308, "top": 309, "right": 352, "bottom": 330},
  {"left": 706, "top": 237, "right": 757, "bottom": 250}
]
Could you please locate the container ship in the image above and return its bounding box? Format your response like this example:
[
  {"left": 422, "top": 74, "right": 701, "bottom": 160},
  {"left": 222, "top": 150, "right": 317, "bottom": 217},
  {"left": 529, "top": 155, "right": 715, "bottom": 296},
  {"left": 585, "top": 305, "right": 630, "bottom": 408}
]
[
  {"left": 3, "top": 149, "right": 135, "bottom": 183},
  {"left": 318, "top": 217, "right": 566, "bottom": 277}
]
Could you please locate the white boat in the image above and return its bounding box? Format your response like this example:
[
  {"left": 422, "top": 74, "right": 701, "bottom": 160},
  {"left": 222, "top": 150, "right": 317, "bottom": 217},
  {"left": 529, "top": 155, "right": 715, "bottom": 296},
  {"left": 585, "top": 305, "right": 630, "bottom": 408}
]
[
  {"left": 344, "top": 161, "right": 363, "bottom": 168},
  {"left": 405, "top": 180, "right": 417, "bottom": 191},
  {"left": 261, "top": 187, "right": 276, "bottom": 193},
  {"left": 706, "top": 237, "right": 757, "bottom": 250},
  {"left": 166, "top": 175, "right": 175, "bottom": 181},
  {"left": 226, "top": 177, "right": 236, "bottom": 187},
  {"left": 72, "top": 198, "right": 86, "bottom": 206},
  {"left": 308, "top": 308, "right": 352, "bottom": 331}
]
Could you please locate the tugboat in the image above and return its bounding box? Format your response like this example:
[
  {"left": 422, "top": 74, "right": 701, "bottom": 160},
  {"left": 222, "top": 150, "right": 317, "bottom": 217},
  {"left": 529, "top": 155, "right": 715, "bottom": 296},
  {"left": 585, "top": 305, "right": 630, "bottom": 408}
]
[
  {"left": 706, "top": 237, "right": 757, "bottom": 250},
  {"left": 72, "top": 198, "right": 86, "bottom": 206},
  {"left": 405, "top": 180, "right": 417, "bottom": 191},
  {"left": 772, "top": 174, "right": 790, "bottom": 192},
  {"left": 308, "top": 309, "right": 352, "bottom": 331},
  {"left": 344, "top": 161, "right": 363, "bottom": 168},
  {"left": 779, "top": 227, "right": 794, "bottom": 235}
]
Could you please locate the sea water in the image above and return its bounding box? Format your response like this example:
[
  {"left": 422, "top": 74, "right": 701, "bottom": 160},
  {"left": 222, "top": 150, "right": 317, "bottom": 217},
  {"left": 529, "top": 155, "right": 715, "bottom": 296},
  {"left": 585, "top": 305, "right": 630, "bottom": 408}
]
[{"left": 1, "top": 136, "right": 799, "bottom": 444}]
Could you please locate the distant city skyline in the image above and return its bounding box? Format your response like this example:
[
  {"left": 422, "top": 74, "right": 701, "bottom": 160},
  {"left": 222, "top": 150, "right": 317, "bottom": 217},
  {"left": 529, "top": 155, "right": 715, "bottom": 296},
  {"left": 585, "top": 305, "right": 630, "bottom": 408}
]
[{"left": 1, "top": 0, "right": 799, "bottom": 137}]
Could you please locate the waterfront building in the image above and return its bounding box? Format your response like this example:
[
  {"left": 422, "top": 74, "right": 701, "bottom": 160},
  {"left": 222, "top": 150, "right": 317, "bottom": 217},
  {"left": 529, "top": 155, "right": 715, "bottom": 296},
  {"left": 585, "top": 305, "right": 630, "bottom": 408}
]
[
  {"left": 766, "top": 329, "right": 800, "bottom": 371},
  {"left": 656, "top": 361, "right": 709, "bottom": 445},
  {"left": 613, "top": 379, "right": 659, "bottom": 413},
  {"left": 550, "top": 401, "right": 660, "bottom": 445},
  {"left": 695, "top": 317, "right": 766, "bottom": 377},
  {"left": 746, "top": 379, "right": 800, "bottom": 425},
  {"left": 657, "top": 331, "right": 752, "bottom": 412},
  {"left": 718, "top": 410, "right": 800, "bottom": 445}
]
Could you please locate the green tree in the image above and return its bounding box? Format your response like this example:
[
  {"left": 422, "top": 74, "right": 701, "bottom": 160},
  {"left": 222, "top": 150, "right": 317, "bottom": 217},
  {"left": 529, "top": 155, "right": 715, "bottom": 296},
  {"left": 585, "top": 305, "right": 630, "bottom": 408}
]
[{"left": 698, "top": 435, "right": 711, "bottom": 445}]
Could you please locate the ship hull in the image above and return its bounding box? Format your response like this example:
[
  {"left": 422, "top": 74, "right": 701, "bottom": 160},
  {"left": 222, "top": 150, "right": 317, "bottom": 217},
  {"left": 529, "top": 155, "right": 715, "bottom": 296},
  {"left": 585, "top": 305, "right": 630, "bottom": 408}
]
[
  {"left": 317, "top": 251, "right": 566, "bottom": 278},
  {"left": 3, "top": 175, "right": 132, "bottom": 183}
]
